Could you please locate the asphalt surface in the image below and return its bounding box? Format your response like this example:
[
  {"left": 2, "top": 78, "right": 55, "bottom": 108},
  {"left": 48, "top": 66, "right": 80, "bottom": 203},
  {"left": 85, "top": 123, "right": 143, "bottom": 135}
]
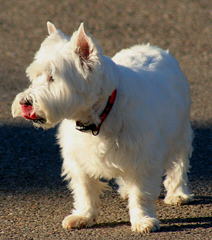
[{"left": 0, "top": 0, "right": 211, "bottom": 240}]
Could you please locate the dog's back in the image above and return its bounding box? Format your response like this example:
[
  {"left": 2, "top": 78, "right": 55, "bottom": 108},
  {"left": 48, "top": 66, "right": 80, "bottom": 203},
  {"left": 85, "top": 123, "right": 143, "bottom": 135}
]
[{"left": 112, "top": 44, "right": 190, "bottom": 135}]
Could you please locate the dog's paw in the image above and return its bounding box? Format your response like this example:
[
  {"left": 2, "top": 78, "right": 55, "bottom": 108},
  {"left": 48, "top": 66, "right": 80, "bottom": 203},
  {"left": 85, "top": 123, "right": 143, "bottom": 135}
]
[
  {"left": 62, "top": 214, "right": 96, "bottom": 230},
  {"left": 164, "top": 193, "right": 193, "bottom": 205},
  {"left": 131, "top": 217, "right": 160, "bottom": 234}
]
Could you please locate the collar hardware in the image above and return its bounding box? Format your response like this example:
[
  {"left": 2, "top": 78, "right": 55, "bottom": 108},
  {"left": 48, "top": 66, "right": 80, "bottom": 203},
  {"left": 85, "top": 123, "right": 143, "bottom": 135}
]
[{"left": 76, "top": 89, "right": 117, "bottom": 136}]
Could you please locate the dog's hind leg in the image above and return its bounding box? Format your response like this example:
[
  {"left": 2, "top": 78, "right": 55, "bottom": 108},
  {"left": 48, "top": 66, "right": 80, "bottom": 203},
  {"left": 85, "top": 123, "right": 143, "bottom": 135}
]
[{"left": 163, "top": 124, "right": 193, "bottom": 205}]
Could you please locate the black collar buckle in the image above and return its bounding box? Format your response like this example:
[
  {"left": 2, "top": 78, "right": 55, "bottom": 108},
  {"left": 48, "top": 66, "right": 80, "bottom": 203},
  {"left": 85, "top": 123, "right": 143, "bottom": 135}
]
[{"left": 76, "top": 121, "right": 100, "bottom": 136}]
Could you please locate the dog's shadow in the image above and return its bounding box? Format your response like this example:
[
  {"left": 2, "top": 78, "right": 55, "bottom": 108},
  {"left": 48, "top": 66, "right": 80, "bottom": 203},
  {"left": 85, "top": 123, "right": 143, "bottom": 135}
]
[
  {"left": 160, "top": 196, "right": 212, "bottom": 232},
  {"left": 93, "top": 221, "right": 130, "bottom": 229},
  {"left": 93, "top": 200, "right": 212, "bottom": 232},
  {"left": 186, "top": 195, "right": 212, "bottom": 205},
  {"left": 92, "top": 217, "right": 212, "bottom": 233},
  {"left": 160, "top": 216, "right": 212, "bottom": 232},
  {"left": 92, "top": 195, "right": 212, "bottom": 232}
]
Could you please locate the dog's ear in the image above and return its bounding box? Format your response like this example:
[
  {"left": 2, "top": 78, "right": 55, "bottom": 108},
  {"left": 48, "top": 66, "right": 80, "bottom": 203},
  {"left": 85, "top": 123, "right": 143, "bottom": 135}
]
[
  {"left": 73, "top": 23, "right": 100, "bottom": 74},
  {"left": 76, "top": 23, "right": 91, "bottom": 60},
  {"left": 47, "top": 21, "right": 57, "bottom": 35}
]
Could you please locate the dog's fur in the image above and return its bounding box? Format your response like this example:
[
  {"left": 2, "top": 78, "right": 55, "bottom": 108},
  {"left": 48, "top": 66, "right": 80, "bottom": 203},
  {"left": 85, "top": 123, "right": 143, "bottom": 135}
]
[{"left": 12, "top": 22, "right": 193, "bottom": 233}]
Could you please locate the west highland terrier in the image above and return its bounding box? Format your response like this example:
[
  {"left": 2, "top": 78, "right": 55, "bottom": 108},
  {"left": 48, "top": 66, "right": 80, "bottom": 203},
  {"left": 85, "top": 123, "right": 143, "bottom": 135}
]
[{"left": 12, "top": 22, "right": 193, "bottom": 233}]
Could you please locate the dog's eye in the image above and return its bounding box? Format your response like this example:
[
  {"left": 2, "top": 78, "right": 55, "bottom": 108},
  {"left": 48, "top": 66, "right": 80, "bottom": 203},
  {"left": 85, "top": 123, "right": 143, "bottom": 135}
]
[{"left": 48, "top": 75, "right": 54, "bottom": 82}]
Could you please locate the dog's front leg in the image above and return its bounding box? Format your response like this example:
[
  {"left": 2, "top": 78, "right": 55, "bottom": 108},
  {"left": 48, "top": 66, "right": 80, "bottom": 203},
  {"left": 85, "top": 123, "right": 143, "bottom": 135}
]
[
  {"left": 62, "top": 170, "right": 105, "bottom": 230},
  {"left": 127, "top": 181, "right": 160, "bottom": 233}
]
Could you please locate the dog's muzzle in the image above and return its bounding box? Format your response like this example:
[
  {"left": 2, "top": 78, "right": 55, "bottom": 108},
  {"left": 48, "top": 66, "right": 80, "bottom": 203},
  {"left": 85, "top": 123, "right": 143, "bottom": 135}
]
[{"left": 19, "top": 98, "right": 46, "bottom": 124}]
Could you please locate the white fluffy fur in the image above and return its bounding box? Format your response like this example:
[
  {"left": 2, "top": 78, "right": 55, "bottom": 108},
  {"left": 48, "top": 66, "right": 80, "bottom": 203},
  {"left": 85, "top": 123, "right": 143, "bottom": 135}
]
[{"left": 12, "top": 22, "right": 193, "bottom": 233}]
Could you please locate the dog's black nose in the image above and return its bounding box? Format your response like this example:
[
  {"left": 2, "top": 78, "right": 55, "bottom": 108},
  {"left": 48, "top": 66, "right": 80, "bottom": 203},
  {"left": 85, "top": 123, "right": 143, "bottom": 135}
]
[{"left": 19, "top": 98, "right": 33, "bottom": 106}]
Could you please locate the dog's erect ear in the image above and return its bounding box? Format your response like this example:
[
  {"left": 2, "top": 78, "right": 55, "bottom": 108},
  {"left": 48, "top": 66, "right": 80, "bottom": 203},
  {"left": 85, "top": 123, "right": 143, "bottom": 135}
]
[
  {"left": 71, "top": 23, "right": 100, "bottom": 76},
  {"left": 73, "top": 23, "right": 100, "bottom": 73},
  {"left": 47, "top": 21, "right": 57, "bottom": 35},
  {"left": 76, "top": 23, "right": 94, "bottom": 61},
  {"left": 76, "top": 23, "right": 91, "bottom": 60}
]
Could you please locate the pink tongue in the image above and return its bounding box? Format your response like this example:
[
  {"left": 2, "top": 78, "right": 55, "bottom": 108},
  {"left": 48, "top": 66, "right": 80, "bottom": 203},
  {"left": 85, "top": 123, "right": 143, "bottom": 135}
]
[{"left": 21, "top": 105, "right": 38, "bottom": 120}]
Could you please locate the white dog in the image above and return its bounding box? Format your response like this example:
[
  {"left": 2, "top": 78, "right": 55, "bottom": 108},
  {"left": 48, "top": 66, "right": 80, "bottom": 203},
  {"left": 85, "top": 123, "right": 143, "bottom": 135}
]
[{"left": 12, "top": 22, "right": 193, "bottom": 233}]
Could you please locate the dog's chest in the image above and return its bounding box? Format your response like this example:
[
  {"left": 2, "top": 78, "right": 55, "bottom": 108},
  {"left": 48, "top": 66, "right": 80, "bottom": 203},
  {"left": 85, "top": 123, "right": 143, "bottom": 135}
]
[
  {"left": 78, "top": 135, "right": 123, "bottom": 178},
  {"left": 59, "top": 120, "right": 125, "bottom": 179}
]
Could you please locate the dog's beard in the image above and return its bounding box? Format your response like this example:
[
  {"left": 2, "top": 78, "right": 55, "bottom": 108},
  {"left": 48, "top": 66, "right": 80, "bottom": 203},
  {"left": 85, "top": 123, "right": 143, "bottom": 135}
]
[
  {"left": 12, "top": 83, "right": 79, "bottom": 129},
  {"left": 12, "top": 93, "right": 55, "bottom": 129}
]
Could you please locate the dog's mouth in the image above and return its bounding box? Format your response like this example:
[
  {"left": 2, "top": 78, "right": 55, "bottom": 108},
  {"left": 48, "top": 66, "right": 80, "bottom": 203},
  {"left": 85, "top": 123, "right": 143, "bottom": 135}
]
[{"left": 20, "top": 103, "right": 46, "bottom": 124}]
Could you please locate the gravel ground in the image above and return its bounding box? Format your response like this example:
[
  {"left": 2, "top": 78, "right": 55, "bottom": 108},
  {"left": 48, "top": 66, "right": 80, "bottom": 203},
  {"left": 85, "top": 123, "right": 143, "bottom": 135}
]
[{"left": 0, "top": 0, "right": 211, "bottom": 239}]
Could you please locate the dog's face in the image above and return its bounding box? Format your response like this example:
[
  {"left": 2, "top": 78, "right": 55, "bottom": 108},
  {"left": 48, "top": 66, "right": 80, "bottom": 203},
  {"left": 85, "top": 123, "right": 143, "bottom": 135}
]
[{"left": 11, "top": 22, "right": 104, "bottom": 129}]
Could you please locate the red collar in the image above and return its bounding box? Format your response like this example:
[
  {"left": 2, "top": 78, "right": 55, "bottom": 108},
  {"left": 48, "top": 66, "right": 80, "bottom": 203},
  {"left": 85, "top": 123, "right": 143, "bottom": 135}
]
[{"left": 76, "top": 89, "right": 117, "bottom": 136}]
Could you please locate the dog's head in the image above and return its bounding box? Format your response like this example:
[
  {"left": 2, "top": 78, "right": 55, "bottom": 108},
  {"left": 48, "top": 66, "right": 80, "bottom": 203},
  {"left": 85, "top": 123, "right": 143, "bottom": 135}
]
[{"left": 11, "top": 22, "right": 114, "bottom": 129}]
